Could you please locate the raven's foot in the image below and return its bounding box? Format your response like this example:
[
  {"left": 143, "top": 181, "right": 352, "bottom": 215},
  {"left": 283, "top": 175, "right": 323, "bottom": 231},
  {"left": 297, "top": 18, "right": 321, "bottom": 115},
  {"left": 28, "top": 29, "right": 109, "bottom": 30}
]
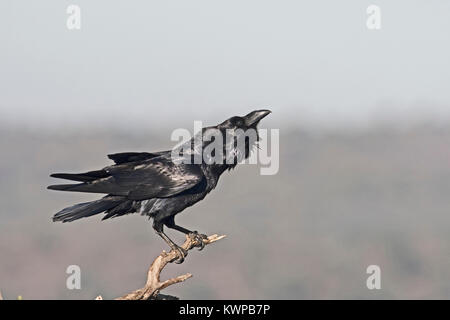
[
  {"left": 171, "top": 245, "right": 188, "bottom": 264},
  {"left": 188, "top": 231, "right": 208, "bottom": 251}
]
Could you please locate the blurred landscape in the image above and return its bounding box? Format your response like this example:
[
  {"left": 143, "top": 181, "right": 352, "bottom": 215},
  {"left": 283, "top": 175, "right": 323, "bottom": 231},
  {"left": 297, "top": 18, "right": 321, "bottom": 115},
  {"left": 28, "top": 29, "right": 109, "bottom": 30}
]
[{"left": 1, "top": 123, "right": 450, "bottom": 299}]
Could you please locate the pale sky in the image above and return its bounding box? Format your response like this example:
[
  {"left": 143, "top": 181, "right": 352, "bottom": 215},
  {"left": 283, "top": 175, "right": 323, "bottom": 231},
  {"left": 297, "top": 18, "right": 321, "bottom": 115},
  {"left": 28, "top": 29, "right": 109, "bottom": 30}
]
[{"left": 1, "top": 0, "right": 450, "bottom": 130}]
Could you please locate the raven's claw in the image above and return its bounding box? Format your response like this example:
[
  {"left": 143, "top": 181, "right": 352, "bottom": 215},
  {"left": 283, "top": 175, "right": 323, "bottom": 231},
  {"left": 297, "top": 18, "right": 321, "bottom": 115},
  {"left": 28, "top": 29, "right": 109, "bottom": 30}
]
[
  {"left": 189, "top": 231, "right": 208, "bottom": 251},
  {"left": 172, "top": 246, "right": 188, "bottom": 264}
]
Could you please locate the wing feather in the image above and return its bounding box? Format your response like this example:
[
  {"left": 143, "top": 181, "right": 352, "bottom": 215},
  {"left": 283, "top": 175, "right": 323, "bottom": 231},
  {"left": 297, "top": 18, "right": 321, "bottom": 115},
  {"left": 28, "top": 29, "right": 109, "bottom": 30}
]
[{"left": 48, "top": 157, "right": 204, "bottom": 200}]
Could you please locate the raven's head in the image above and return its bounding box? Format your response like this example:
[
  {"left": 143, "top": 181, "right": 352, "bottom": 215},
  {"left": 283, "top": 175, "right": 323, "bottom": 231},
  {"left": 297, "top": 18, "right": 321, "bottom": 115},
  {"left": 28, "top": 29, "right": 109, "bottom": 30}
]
[
  {"left": 218, "top": 109, "right": 272, "bottom": 131},
  {"left": 174, "top": 110, "right": 271, "bottom": 170},
  {"left": 213, "top": 109, "right": 271, "bottom": 168}
]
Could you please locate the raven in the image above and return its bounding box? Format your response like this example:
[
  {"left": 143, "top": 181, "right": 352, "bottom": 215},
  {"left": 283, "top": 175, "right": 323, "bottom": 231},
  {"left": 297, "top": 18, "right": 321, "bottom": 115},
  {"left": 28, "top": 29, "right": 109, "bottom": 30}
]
[{"left": 49, "top": 110, "right": 271, "bottom": 263}]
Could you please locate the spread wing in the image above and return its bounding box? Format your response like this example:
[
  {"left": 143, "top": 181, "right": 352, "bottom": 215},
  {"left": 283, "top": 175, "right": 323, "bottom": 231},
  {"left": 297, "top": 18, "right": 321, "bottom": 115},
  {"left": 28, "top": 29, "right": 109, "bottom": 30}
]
[{"left": 48, "top": 157, "right": 204, "bottom": 200}]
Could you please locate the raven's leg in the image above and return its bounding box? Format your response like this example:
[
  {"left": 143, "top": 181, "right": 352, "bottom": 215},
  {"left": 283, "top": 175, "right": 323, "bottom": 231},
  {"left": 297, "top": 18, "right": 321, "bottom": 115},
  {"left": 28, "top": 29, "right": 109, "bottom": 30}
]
[
  {"left": 164, "top": 216, "right": 208, "bottom": 251},
  {"left": 152, "top": 220, "right": 187, "bottom": 264}
]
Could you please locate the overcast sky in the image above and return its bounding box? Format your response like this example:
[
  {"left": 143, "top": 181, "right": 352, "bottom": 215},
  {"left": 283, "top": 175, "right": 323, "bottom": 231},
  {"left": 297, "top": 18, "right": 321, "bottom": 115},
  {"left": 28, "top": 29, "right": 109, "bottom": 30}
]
[{"left": 1, "top": 1, "right": 450, "bottom": 130}]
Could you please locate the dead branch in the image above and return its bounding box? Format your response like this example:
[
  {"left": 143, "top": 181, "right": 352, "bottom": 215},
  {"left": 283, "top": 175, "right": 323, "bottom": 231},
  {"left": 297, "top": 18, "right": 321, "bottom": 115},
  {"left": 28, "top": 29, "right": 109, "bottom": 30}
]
[{"left": 96, "top": 233, "right": 226, "bottom": 300}]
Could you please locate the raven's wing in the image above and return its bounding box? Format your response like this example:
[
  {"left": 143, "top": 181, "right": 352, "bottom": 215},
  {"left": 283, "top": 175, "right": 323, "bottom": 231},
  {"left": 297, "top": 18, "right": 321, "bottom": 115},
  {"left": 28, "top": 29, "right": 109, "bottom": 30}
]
[
  {"left": 107, "top": 152, "right": 166, "bottom": 164},
  {"left": 48, "top": 158, "right": 204, "bottom": 200},
  {"left": 50, "top": 152, "right": 169, "bottom": 182}
]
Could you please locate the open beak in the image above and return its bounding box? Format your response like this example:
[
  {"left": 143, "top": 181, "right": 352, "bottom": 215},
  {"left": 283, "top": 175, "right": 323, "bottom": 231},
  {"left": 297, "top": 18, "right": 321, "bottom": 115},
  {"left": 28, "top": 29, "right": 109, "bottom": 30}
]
[{"left": 244, "top": 109, "right": 271, "bottom": 127}]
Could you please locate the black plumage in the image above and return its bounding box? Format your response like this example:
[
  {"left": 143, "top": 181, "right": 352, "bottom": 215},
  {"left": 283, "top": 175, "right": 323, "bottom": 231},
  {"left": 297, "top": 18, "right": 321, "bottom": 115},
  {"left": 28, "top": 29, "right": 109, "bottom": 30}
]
[{"left": 49, "top": 110, "right": 271, "bottom": 262}]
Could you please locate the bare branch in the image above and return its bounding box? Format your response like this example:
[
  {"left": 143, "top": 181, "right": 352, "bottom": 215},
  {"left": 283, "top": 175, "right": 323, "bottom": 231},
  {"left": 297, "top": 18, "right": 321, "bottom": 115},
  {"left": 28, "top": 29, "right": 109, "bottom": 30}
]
[{"left": 98, "top": 233, "right": 226, "bottom": 300}]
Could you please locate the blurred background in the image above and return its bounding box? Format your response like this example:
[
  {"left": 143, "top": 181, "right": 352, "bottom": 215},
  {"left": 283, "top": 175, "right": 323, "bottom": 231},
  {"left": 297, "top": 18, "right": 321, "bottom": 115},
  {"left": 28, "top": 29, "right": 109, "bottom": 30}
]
[{"left": 1, "top": 0, "right": 450, "bottom": 299}]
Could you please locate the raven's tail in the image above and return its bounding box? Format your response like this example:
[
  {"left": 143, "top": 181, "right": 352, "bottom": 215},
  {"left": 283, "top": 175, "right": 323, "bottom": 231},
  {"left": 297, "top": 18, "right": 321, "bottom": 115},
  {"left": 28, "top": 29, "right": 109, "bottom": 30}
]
[{"left": 52, "top": 196, "right": 125, "bottom": 223}]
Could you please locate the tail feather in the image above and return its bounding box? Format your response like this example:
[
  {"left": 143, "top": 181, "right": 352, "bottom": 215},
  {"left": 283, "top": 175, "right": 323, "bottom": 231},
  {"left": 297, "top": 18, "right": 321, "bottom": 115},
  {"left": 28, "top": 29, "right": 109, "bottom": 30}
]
[
  {"left": 102, "top": 200, "right": 135, "bottom": 220},
  {"left": 50, "top": 170, "right": 108, "bottom": 182},
  {"left": 52, "top": 196, "right": 124, "bottom": 223},
  {"left": 48, "top": 183, "right": 84, "bottom": 192}
]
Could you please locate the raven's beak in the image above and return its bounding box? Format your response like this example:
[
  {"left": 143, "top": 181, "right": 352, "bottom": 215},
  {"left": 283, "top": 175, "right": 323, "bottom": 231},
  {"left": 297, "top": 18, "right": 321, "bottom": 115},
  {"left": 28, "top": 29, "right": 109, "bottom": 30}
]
[{"left": 244, "top": 109, "right": 271, "bottom": 126}]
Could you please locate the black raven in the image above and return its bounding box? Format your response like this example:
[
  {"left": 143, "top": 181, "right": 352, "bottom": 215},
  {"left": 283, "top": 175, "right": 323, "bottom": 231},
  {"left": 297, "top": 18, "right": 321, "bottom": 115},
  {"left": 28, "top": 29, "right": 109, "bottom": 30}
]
[{"left": 49, "top": 110, "right": 271, "bottom": 262}]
